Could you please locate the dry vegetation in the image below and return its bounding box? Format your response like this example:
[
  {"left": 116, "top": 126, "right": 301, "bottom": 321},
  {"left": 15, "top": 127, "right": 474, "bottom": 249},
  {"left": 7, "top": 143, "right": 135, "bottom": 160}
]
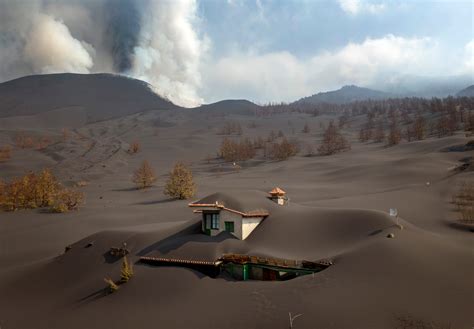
[
  {"left": 120, "top": 256, "right": 134, "bottom": 283},
  {"left": 164, "top": 162, "right": 196, "bottom": 200},
  {"left": 132, "top": 160, "right": 156, "bottom": 189},
  {"left": 452, "top": 181, "right": 474, "bottom": 222},
  {"left": 0, "top": 145, "right": 12, "bottom": 162},
  {"left": 0, "top": 169, "right": 83, "bottom": 213},
  {"left": 218, "top": 121, "right": 243, "bottom": 135},
  {"left": 318, "top": 121, "right": 350, "bottom": 155},
  {"left": 267, "top": 137, "right": 299, "bottom": 160},
  {"left": 15, "top": 133, "right": 35, "bottom": 149},
  {"left": 103, "top": 278, "right": 119, "bottom": 294},
  {"left": 219, "top": 137, "right": 256, "bottom": 162},
  {"left": 128, "top": 141, "right": 141, "bottom": 154}
]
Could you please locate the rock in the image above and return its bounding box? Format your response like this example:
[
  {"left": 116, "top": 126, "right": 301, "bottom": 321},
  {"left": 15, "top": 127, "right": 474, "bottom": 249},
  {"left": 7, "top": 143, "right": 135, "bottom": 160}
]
[{"left": 387, "top": 233, "right": 395, "bottom": 238}]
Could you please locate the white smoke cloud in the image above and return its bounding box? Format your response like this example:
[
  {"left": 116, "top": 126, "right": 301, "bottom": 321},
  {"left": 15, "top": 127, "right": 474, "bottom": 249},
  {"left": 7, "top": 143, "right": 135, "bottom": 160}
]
[
  {"left": 24, "top": 14, "right": 94, "bottom": 74},
  {"left": 130, "top": 0, "right": 207, "bottom": 107},
  {"left": 203, "top": 35, "right": 438, "bottom": 103},
  {"left": 0, "top": 0, "right": 207, "bottom": 107}
]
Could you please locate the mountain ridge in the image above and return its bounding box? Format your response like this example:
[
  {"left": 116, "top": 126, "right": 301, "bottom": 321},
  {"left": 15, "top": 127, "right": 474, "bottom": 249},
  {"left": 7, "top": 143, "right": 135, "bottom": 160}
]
[{"left": 294, "top": 85, "right": 393, "bottom": 105}]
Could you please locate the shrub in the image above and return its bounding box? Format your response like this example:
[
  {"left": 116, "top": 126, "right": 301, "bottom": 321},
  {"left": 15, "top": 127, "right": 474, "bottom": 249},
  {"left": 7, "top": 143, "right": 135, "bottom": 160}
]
[
  {"left": 0, "top": 169, "right": 83, "bottom": 212},
  {"left": 75, "top": 181, "right": 89, "bottom": 188},
  {"left": 50, "top": 188, "right": 84, "bottom": 213},
  {"left": 373, "top": 121, "right": 385, "bottom": 143},
  {"left": 36, "top": 136, "right": 52, "bottom": 150},
  {"left": 267, "top": 130, "right": 277, "bottom": 142},
  {"left": 104, "top": 278, "right": 119, "bottom": 294},
  {"left": 359, "top": 127, "right": 371, "bottom": 142},
  {"left": 318, "top": 121, "right": 350, "bottom": 155},
  {"left": 412, "top": 116, "right": 426, "bottom": 140},
  {"left": 164, "top": 162, "right": 196, "bottom": 200},
  {"left": 219, "top": 138, "right": 256, "bottom": 162},
  {"left": 387, "top": 121, "right": 402, "bottom": 146},
  {"left": 35, "top": 169, "right": 61, "bottom": 207},
  {"left": 218, "top": 121, "right": 242, "bottom": 135},
  {"left": 128, "top": 141, "right": 141, "bottom": 154},
  {"left": 132, "top": 160, "right": 157, "bottom": 189},
  {"left": 120, "top": 256, "right": 134, "bottom": 283},
  {"left": 269, "top": 137, "right": 299, "bottom": 160},
  {"left": 15, "top": 133, "right": 34, "bottom": 149},
  {"left": 453, "top": 182, "right": 474, "bottom": 222},
  {"left": 252, "top": 136, "right": 265, "bottom": 149},
  {"left": 0, "top": 145, "right": 12, "bottom": 162}
]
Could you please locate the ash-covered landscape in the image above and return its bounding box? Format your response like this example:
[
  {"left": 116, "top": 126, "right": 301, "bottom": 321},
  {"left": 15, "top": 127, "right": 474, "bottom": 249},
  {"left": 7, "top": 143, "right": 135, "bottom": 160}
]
[{"left": 0, "top": 1, "right": 473, "bottom": 329}]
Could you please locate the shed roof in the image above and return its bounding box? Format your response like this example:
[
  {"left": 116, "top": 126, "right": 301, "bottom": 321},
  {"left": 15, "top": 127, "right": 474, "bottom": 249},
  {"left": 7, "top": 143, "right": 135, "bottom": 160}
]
[
  {"left": 269, "top": 187, "right": 286, "bottom": 196},
  {"left": 189, "top": 192, "right": 269, "bottom": 218}
]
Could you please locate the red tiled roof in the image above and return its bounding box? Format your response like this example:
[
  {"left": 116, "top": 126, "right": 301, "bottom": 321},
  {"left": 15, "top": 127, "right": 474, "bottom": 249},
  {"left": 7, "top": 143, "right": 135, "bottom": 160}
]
[{"left": 269, "top": 187, "right": 286, "bottom": 195}]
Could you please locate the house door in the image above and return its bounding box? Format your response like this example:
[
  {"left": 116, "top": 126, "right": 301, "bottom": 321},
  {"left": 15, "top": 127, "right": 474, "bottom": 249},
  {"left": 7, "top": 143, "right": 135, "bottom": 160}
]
[{"left": 224, "top": 221, "right": 234, "bottom": 233}]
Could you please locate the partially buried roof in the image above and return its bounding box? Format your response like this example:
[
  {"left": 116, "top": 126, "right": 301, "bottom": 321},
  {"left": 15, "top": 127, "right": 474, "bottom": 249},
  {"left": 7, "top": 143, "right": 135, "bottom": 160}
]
[
  {"left": 269, "top": 187, "right": 286, "bottom": 196},
  {"left": 189, "top": 191, "right": 270, "bottom": 217}
]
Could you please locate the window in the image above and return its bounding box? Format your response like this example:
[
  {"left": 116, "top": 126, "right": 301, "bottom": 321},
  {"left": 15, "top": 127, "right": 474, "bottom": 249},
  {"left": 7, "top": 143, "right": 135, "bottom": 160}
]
[
  {"left": 225, "top": 221, "right": 234, "bottom": 233},
  {"left": 211, "top": 213, "right": 219, "bottom": 229},
  {"left": 204, "top": 212, "right": 220, "bottom": 230}
]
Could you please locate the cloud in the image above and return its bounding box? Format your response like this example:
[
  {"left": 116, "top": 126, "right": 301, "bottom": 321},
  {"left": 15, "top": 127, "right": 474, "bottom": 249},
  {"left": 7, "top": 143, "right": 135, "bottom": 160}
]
[
  {"left": 338, "top": 0, "right": 386, "bottom": 15},
  {"left": 130, "top": 0, "right": 208, "bottom": 107},
  {"left": 0, "top": 0, "right": 207, "bottom": 107},
  {"left": 462, "top": 39, "right": 474, "bottom": 74},
  {"left": 23, "top": 14, "right": 94, "bottom": 74},
  {"left": 203, "top": 35, "right": 438, "bottom": 103}
]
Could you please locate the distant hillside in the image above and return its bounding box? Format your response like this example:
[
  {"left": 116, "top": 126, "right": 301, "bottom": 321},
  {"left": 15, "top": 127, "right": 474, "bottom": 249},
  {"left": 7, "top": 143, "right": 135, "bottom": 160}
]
[
  {"left": 456, "top": 85, "right": 474, "bottom": 97},
  {"left": 295, "top": 85, "right": 392, "bottom": 105},
  {"left": 0, "top": 73, "right": 180, "bottom": 122},
  {"left": 196, "top": 99, "right": 260, "bottom": 116}
]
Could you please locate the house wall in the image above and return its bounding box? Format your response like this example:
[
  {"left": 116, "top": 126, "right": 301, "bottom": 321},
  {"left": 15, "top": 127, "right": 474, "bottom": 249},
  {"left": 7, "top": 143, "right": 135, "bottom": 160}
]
[
  {"left": 219, "top": 210, "right": 243, "bottom": 239},
  {"left": 201, "top": 209, "right": 243, "bottom": 239},
  {"left": 199, "top": 209, "right": 264, "bottom": 240},
  {"left": 242, "top": 217, "right": 264, "bottom": 240}
]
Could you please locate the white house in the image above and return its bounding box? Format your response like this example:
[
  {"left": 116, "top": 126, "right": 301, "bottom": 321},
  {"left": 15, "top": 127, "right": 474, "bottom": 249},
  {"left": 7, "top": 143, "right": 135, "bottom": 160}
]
[{"left": 188, "top": 192, "right": 270, "bottom": 240}]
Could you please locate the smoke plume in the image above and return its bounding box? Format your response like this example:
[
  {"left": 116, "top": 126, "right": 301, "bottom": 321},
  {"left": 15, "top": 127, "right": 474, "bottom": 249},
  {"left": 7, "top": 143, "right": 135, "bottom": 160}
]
[{"left": 0, "top": 0, "right": 206, "bottom": 107}]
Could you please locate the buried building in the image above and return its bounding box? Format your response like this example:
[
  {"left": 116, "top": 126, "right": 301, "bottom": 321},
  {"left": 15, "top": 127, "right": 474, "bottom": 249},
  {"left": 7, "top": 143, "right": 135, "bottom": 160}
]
[{"left": 188, "top": 192, "right": 270, "bottom": 240}]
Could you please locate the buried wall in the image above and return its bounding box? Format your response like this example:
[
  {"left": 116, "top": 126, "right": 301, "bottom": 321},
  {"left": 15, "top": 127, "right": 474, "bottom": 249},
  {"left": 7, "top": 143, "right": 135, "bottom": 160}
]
[
  {"left": 201, "top": 209, "right": 244, "bottom": 239},
  {"left": 242, "top": 217, "right": 264, "bottom": 240}
]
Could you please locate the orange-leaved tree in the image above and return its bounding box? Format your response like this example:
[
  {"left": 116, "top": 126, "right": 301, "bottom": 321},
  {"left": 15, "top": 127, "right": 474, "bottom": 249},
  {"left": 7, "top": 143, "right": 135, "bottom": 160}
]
[
  {"left": 164, "top": 162, "right": 196, "bottom": 200},
  {"left": 132, "top": 160, "right": 157, "bottom": 189}
]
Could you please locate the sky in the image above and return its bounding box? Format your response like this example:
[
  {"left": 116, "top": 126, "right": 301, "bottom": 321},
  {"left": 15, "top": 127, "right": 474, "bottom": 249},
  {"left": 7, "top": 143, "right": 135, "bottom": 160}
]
[{"left": 0, "top": 0, "right": 473, "bottom": 106}]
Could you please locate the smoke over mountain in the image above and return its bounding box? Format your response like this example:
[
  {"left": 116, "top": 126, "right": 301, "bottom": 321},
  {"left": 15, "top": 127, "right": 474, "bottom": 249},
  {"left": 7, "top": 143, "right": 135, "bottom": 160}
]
[{"left": 0, "top": 0, "right": 206, "bottom": 107}]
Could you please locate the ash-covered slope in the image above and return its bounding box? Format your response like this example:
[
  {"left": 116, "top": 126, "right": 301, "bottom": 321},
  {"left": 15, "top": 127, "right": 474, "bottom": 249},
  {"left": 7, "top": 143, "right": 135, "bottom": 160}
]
[
  {"left": 0, "top": 73, "right": 180, "bottom": 122},
  {"left": 456, "top": 85, "right": 474, "bottom": 97},
  {"left": 196, "top": 99, "right": 260, "bottom": 116},
  {"left": 296, "top": 85, "right": 393, "bottom": 104}
]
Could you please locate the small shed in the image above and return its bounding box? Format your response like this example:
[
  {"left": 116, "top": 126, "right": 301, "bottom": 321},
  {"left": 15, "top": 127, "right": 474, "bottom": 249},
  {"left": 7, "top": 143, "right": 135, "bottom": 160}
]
[
  {"left": 268, "top": 187, "right": 288, "bottom": 205},
  {"left": 188, "top": 192, "right": 269, "bottom": 240}
]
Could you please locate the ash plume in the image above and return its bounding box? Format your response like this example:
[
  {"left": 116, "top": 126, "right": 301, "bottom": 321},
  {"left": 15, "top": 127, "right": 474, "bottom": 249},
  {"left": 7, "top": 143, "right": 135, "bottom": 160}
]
[
  {"left": 0, "top": 0, "right": 205, "bottom": 107},
  {"left": 105, "top": 0, "right": 142, "bottom": 73}
]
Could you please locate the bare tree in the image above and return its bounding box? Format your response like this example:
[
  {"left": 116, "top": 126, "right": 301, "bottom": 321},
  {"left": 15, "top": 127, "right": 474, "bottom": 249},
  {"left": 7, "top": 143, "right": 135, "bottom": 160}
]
[{"left": 318, "top": 121, "right": 350, "bottom": 155}]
